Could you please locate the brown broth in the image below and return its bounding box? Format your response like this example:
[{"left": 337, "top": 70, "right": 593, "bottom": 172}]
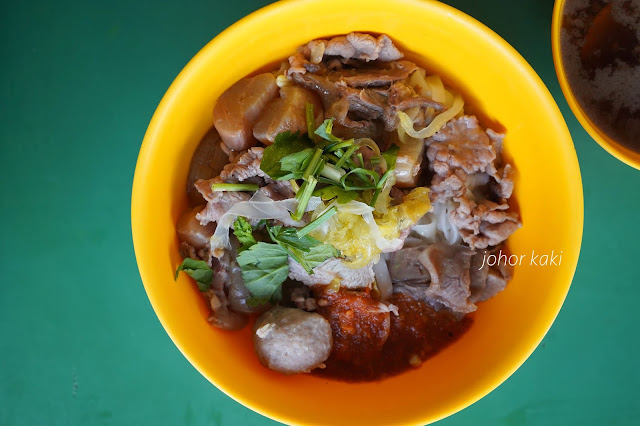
[{"left": 560, "top": 0, "right": 640, "bottom": 151}]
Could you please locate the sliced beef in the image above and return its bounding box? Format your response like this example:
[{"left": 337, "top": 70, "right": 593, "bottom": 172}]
[
  {"left": 194, "top": 147, "right": 293, "bottom": 225},
  {"left": 326, "top": 33, "right": 402, "bottom": 62},
  {"left": 257, "top": 180, "right": 295, "bottom": 201},
  {"left": 316, "top": 289, "right": 391, "bottom": 369},
  {"left": 331, "top": 120, "right": 383, "bottom": 141},
  {"left": 288, "top": 33, "right": 403, "bottom": 76},
  {"left": 450, "top": 198, "right": 520, "bottom": 249},
  {"left": 429, "top": 170, "right": 466, "bottom": 202},
  {"left": 335, "top": 61, "right": 418, "bottom": 88},
  {"left": 212, "top": 73, "right": 279, "bottom": 151},
  {"left": 469, "top": 247, "right": 514, "bottom": 303},
  {"left": 286, "top": 33, "right": 443, "bottom": 133},
  {"left": 420, "top": 243, "right": 476, "bottom": 314},
  {"left": 426, "top": 116, "right": 497, "bottom": 176},
  {"left": 218, "top": 147, "right": 267, "bottom": 184},
  {"left": 469, "top": 250, "right": 490, "bottom": 301},
  {"left": 389, "top": 186, "right": 410, "bottom": 205},
  {"left": 204, "top": 252, "right": 249, "bottom": 330},
  {"left": 388, "top": 81, "right": 445, "bottom": 111},
  {"left": 196, "top": 190, "right": 250, "bottom": 226},
  {"left": 426, "top": 116, "right": 520, "bottom": 249},
  {"left": 292, "top": 72, "right": 434, "bottom": 132},
  {"left": 253, "top": 306, "right": 332, "bottom": 374},
  {"left": 490, "top": 163, "right": 515, "bottom": 199},
  {"left": 287, "top": 257, "right": 374, "bottom": 289}
]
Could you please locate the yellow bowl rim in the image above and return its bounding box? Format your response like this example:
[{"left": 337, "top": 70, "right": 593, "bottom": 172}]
[{"left": 132, "top": 0, "right": 585, "bottom": 424}]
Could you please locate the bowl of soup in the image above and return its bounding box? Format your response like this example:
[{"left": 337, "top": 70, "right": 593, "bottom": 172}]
[
  {"left": 131, "top": 0, "right": 583, "bottom": 424},
  {"left": 552, "top": 0, "right": 640, "bottom": 169}
]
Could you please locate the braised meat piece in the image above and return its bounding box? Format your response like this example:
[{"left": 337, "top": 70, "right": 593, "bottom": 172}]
[
  {"left": 212, "top": 73, "right": 279, "bottom": 151},
  {"left": 253, "top": 85, "right": 324, "bottom": 144},
  {"left": 469, "top": 248, "right": 514, "bottom": 303},
  {"left": 287, "top": 33, "right": 444, "bottom": 132}
]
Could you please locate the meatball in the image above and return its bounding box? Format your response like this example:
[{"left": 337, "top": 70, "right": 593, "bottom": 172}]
[{"left": 253, "top": 307, "right": 332, "bottom": 374}]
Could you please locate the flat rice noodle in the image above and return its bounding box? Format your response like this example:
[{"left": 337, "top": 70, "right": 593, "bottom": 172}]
[{"left": 210, "top": 192, "right": 322, "bottom": 253}]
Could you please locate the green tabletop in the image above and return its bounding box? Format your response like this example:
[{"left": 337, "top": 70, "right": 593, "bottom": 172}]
[{"left": 2, "top": 0, "right": 638, "bottom": 425}]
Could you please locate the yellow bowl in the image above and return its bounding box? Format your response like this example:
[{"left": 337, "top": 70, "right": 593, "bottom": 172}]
[
  {"left": 552, "top": 0, "right": 640, "bottom": 170},
  {"left": 132, "top": 0, "right": 583, "bottom": 424}
]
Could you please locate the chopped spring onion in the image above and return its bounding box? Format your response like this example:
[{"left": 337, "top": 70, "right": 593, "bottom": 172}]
[
  {"left": 305, "top": 103, "right": 315, "bottom": 141},
  {"left": 369, "top": 169, "right": 394, "bottom": 207},
  {"left": 334, "top": 144, "right": 358, "bottom": 169},
  {"left": 303, "top": 148, "right": 324, "bottom": 180},
  {"left": 211, "top": 183, "right": 259, "bottom": 192},
  {"left": 292, "top": 176, "right": 318, "bottom": 221},
  {"left": 296, "top": 206, "right": 337, "bottom": 238},
  {"left": 327, "top": 140, "right": 353, "bottom": 152},
  {"left": 320, "top": 163, "right": 345, "bottom": 182},
  {"left": 289, "top": 179, "right": 300, "bottom": 193}
]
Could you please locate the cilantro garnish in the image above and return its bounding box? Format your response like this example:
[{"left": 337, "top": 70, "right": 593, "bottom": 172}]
[
  {"left": 232, "top": 216, "right": 340, "bottom": 305},
  {"left": 260, "top": 104, "right": 400, "bottom": 209},
  {"left": 174, "top": 258, "right": 213, "bottom": 292}
]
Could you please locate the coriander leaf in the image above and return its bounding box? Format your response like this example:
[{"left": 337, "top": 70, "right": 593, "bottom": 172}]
[
  {"left": 305, "top": 243, "right": 341, "bottom": 267},
  {"left": 175, "top": 258, "right": 213, "bottom": 292},
  {"left": 314, "top": 118, "right": 341, "bottom": 142},
  {"left": 313, "top": 185, "right": 358, "bottom": 204},
  {"left": 382, "top": 144, "right": 400, "bottom": 170},
  {"left": 261, "top": 131, "right": 313, "bottom": 179},
  {"left": 266, "top": 223, "right": 340, "bottom": 274},
  {"left": 278, "top": 148, "right": 314, "bottom": 179},
  {"left": 291, "top": 176, "right": 318, "bottom": 221},
  {"left": 236, "top": 242, "right": 289, "bottom": 305},
  {"left": 232, "top": 217, "right": 257, "bottom": 251},
  {"left": 314, "top": 119, "right": 356, "bottom": 152},
  {"left": 267, "top": 225, "right": 320, "bottom": 251},
  {"left": 287, "top": 243, "right": 340, "bottom": 273}
]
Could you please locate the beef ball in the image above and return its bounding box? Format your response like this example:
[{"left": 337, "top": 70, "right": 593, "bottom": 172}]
[{"left": 253, "top": 306, "right": 332, "bottom": 374}]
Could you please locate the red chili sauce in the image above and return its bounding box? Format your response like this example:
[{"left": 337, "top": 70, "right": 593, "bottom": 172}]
[{"left": 312, "top": 289, "right": 471, "bottom": 382}]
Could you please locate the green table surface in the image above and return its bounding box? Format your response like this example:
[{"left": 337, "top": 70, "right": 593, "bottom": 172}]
[{"left": 2, "top": 0, "right": 639, "bottom": 425}]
